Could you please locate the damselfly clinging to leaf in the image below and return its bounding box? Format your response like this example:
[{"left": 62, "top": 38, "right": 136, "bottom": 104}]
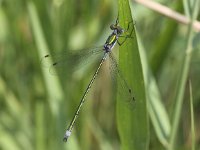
[{"left": 41, "top": 16, "right": 135, "bottom": 142}]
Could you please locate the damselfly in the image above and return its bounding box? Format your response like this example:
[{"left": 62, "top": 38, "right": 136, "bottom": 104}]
[{"left": 42, "top": 16, "right": 135, "bottom": 142}]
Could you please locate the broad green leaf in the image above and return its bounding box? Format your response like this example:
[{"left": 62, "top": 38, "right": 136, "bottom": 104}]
[{"left": 117, "top": 0, "right": 149, "bottom": 150}]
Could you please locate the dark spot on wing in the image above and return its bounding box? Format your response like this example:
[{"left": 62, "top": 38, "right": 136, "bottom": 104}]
[
  {"left": 132, "top": 96, "right": 135, "bottom": 101},
  {"left": 44, "top": 54, "right": 49, "bottom": 58},
  {"left": 53, "top": 62, "right": 57, "bottom": 66}
]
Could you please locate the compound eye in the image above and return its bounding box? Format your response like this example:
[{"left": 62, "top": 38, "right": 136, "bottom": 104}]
[{"left": 110, "top": 24, "right": 115, "bottom": 30}]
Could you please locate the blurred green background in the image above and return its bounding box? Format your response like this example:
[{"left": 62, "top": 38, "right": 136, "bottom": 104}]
[{"left": 0, "top": 0, "right": 200, "bottom": 150}]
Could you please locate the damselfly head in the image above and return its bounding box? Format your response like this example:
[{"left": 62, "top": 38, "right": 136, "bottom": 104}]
[{"left": 110, "top": 24, "right": 124, "bottom": 35}]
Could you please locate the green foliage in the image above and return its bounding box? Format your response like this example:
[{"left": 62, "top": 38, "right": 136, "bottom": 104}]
[
  {"left": 189, "top": 81, "right": 195, "bottom": 150},
  {"left": 0, "top": 0, "right": 200, "bottom": 150},
  {"left": 169, "top": 0, "right": 200, "bottom": 149}
]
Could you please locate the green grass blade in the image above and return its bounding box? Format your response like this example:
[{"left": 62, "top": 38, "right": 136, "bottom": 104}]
[
  {"left": 27, "top": 2, "right": 79, "bottom": 149},
  {"left": 35, "top": 101, "right": 45, "bottom": 150},
  {"left": 27, "top": 2, "right": 63, "bottom": 149},
  {"left": 168, "top": 0, "right": 200, "bottom": 149},
  {"left": 189, "top": 81, "right": 195, "bottom": 150},
  {"left": 117, "top": 0, "right": 149, "bottom": 150},
  {"left": 27, "top": 1, "right": 63, "bottom": 114},
  {"left": 0, "top": 77, "right": 23, "bottom": 150},
  {"left": 138, "top": 36, "right": 171, "bottom": 147},
  {"left": 149, "top": 2, "right": 183, "bottom": 75}
]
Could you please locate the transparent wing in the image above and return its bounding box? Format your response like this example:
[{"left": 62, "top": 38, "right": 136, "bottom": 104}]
[
  {"left": 108, "top": 52, "right": 135, "bottom": 110},
  {"left": 41, "top": 46, "right": 104, "bottom": 75}
]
